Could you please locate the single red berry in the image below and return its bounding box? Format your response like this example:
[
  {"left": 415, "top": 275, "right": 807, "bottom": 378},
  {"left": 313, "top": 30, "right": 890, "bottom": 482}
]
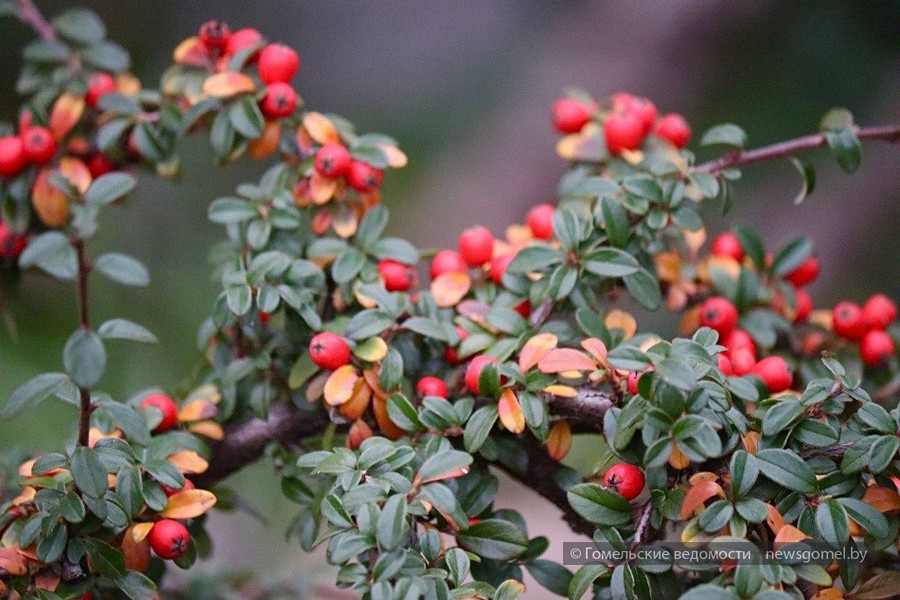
[
  {"left": 458, "top": 226, "right": 494, "bottom": 267},
  {"left": 80, "top": 594, "right": 94, "bottom": 600},
  {"left": 260, "top": 82, "right": 297, "bottom": 119},
  {"left": 309, "top": 332, "right": 352, "bottom": 370},
  {"left": 86, "top": 73, "right": 116, "bottom": 108},
  {"left": 723, "top": 328, "right": 757, "bottom": 359},
  {"left": 0, "top": 136, "right": 27, "bottom": 177},
  {"left": 552, "top": 98, "right": 596, "bottom": 134},
  {"left": 604, "top": 113, "right": 645, "bottom": 154},
  {"left": 603, "top": 463, "right": 644, "bottom": 501},
  {"left": 199, "top": 21, "right": 231, "bottom": 50},
  {"left": 860, "top": 330, "right": 895, "bottom": 367},
  {"left": 465, "top": 355, "right": 499, "bottom": 394},
  {"left": 832, "top": 301, "right": 866, "bottom": 340},
  {"left": 699, "top": 297, "right": 739, "bottom": 337},
  {"left": 710, "top": 232, "right": 744, "bottom": 262},
  {"left": 445, "top": 326, "right": 469, "bottom": 364},
  {"left": 416, "top": 376, "right": 448, "bottom": 398},
  {"left": 627, "top": 97, "right": 658, "bottom": 135},
  {"left": 729, "top": 348, "right": 756, "bottom": 376},
  {"left": 785, "top": 256, "right": 819, "bottom": 287},
  {"left": 490, "top": 254, "right": 514, "bottom": 285},
  {"left": 258, "top": 43, "right": 300, "bottom": 84},
  {"left": 148, "top": 519, "right": 190, "bottom": 560},
  {"left": 717, "top": 353, "right": 734, "bottom": 376},
  {"left": 346, "top": 160, "right": 384, "bottom": 193},
  {"left": 378, "top": 259, "right": 417, "bottom": 292},
  {"left": 751, "top": 356, "right": 792, "bottom": 393},
  {"left": 431, "top": 250, "right": 467, "bottom": 279},
  {"left": 626, "top": 371, "right": 641, "bottom": 395},
  {"left": 258, "top": 310, "right": 270, "bottom": 325},
  {"left": 793, "top": 288, "right": 812, "bottom": 322},
  {"left": 86, "top": 152, "right": 116, "bottom": 178},
  {"left": 313, "top": 144, "right": 351, "bottom": 178},
  {"left": 140, "top": 393, "right": 179, "bottom": 432},
  {"left": 862, "top": 294, "right": 897, "bottom": 331},
  {"left": 225, "top": 28, "right": 263, "bottom": 58},
  {"left": 161, "top": 478, "right": 195, "bottom": 497},
  {"left": 654, "top": 113, "right": 691, "bottom": 148},
  {"left": 513, "top": 299, "right": 531, "bottom": 318},
  {"left": 0, "top": 221, "right": 28, "bottom": 259},
  {"left": 526, "top": 204, "right": 555, "bottom": 240},
  {"left": 20, "top": 127, "right": 56, "bottom": 165}
]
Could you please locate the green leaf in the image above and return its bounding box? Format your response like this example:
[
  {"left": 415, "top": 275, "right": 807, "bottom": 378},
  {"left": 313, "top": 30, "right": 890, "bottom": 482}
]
[
  {"left": 819, "top": 108, "right": 854, "bottom": 131},
  {"left": 23, "top": 40, "right": 71, "bottom": 63},
  {"left": 815, "top": 499, "right": 849, "bottom": 546},
  {"left": 583, "top": 247, "right": 640, "bottom": 278},
  {"left": 507, "top": 244, "right": 563, "bottom": 274},
  {"left": 756, "top": 449, "right": 816, "bottom": 494},
  {"left": 226, "top": 284, "right": 253, "bottom": 315},
  {"left": 371, "top": 237, "right": 419, "bottom": 264},
  {"left": 53, "top": 8, "right": 105, "bottom": 43},
  {"left": 790, "top": 157, "right": 815, "bottom": 205},
  {"left": 355, "top": 205, "right": 389, "bottom": 249},
  {"left": 208, "top": 196, "right": 258, "bottom": 224},
  {"left": 85, "top": 172, "right": 136, "bottom": 205},
  {"left": 350, "top": 145, "right": 389, "bottom": 169},
  {"left": 228, "top": 95, "right": 265, "bottom": 139},
  {"left": 95, "top": 253, "right": 150, "bottom": 287},
  {"left": 37, "top": 524, "right": 68, "bottom": 563},
  {"left": 115, "top": 570, "right": 158, "bottom": 600},
  {"left": 417, "top": 450, "right": 472, "bottom": 483},
  {"left": 837, "top": 498, "right": 889, "bottom": 539},
  {"left": 867, "top": 435, "right": 900, "bottom": 473},
  {"left": 1, "top": 372, "right": 71, "bottom": 420},
  {"left": 63, "top": 329, "right": 106, "bottom": 388},
  {"left": 444, "top": 547, "right": 470, "bottom": 586},
  {"left": 846, "top": 571, "right": 900, "bottom": 600},
  {"left": 59, "top": 490, "right": 87, "bottom": 523},
  {"left": 18, "top": 231, "right": 78, "bottom": 280},
  {"left": 98, "top": 318, "right": 157, "bottom": 344},
  {"left": 856, "top": 402, "right": 895, "bottom": 434},
  {"left": 566, "top": 483, "right": 632, "bottom": 526},
  {"left": 761, "top": 398, "right": 803, "bottom": 436},
  {"left": 825, "top": 128, "right": 861, "bottom": 173},
  {"left": 376, "top": 494, "right": 409, "bottom": 551},
  {"left": 71, "top": 446, "right": 109, "bottom": 499},
  {"left": 100, "top": 401, "right": 151, "bottom": 446},
  {"left": 332, "top": 247, "right": 368, "bottom": 284},
  {"left": 771, "top": 236, "right": 813, "bottom": 277},
  {"left": 699, "top": 500, "right": 734, "bottom": 532},
  {"left": 386, "top": 393, "right": 422, "bottom": 432},
  {"left": 730, "top": 450, "right": 759, "bottom": 498},
  {"left": 527, "top": 559, "right": 574, "bottom": 597},
  {"left": 456, "top": 519, "right": 529, "bottom": 561},
  {"left": 84, "top": 539, "right": 127, "bottom": 578},
  {"left": 494, "top": 580, "right": 526, "bottom": 600},
  {"left": 569, "top": 564, "right": 609, "bottom": 600},
  {"left": 606, "top": 346, "right": 651, "bottom": 372},
  {"left": 600, "top": 197, "right": 630, "bottom": 249},
  {"left": 464, "top": 405, "right": 498, "bottom": 453},
  {"left": 623, "top": 269, "right": 662, "bottom": 311},
  {"left": 700, "top": 123, "right": 747, "bottom": 148},
  {"left": 83, "top": 41, "right": 130, "bottom": 73}
]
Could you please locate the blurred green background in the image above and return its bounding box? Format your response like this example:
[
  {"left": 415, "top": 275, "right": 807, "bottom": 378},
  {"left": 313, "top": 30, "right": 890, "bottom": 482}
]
[{"left": 1, "top": 1, "right": 898, "bottom": 595}]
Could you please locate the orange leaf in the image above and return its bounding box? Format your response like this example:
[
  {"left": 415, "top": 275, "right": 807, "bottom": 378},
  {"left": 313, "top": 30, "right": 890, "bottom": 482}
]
[
  {"left": 347, "top": 419, "right": 374, "bottom": 450},
  {"left": 178, "top": 398, "right": 218, "bottom": 422},
  {"left": 555, "top": 124, "right": 605, "bottom": 162},
  {"left": 518, "top": 333, "right": 558, "bottom": 373},
  {"left": 604, "top": 309, "right": 637, "bottom": 339},
  {"left": 702, "top": 255, "right": 741, "bottom": 283},
  {"left": 167, "top": 450, "right": 209, "bottom": 474},
  {"left": 688, "top": 472, "right": 719, "bottom": 485},
  {"left": 538, "top": 348, "right": 597, "bottom": 373},
  {"left": 310, "top": 171, "right": 337, "bottom": 205},
  {"left": 121, "top": 527, "right": 151, "bottom": 572},
  {"left": 542, "top": 384, "right": 578, "bottom": 398},
  {"left": 766, "top": 504, "right": 785, "bottom": 534},
  {"left": 34, "top": 570, "right": 60, "bottom": 591},
  {"left": 189, "top": 420, "right": 224, "bottom": 440},
  {"left": 774, "top": 524, "right": 810, "bottom": 548},
  {"left": 373, "top": 395, "right": 404, "bottom": 440},
  {"left": 202, "top": 72, "right": 256, "bottom": 98},
  {"left": 363, "top": 369, "right": 390, "bottom": 401},
  {"left": 0, "top": 547, "right": 27, "bottom": 576},
  {"left": 131, "top": 522, "right": 154, "bottom": 543},
  {"left": 580, "top": 338, "right": 608, "bottom": 364},
  {"left": 742, "top": 432, "right": 760, "bottom": 455},
  {"left": 324, "top": 365, "right": 359, "bottom": 406},
  {"left": 49, "top": 93, "right": 85, "bottom": 141},
  {"left": 680, "top": 480, "right": 724, "bottom": 520},
  {"left": 498, "top": 389, "right": 525, "bottom": 434},
  {"left": 431, "top": 272, "right": 472, "bottom": 308},
  {"left": 863, "top": 486, "right": 900, "bottom": 513},
  {"left": 338, "top": 378, "right": 372, "bottom": 420},
  {"left": 810, "top": 589, "right": 842, "bottom": 600},
  {"left": 377, "top": 144, "right": 408, "bottom": 168},
  {"left": 32, "top": 168, "right": 69, "bottom": 228},
  {"left": 160, "top": 489, "right": 217, "bottom": 519},
  {"left": 173, "top": 36, "right": 211, "bottom": 67},
  {"left": 303, "top": 112, "right": 340, "bottom": 145},
  {"left": 249, "top": 120, "right": 281, "bottom": 159},
  {"left": 547, "top": 420, "right": 572, "bottom": 461},
  {"left": 654, "top": 252, "right": 682, "bottom": 284},
  {"left": 332, "top": 203, "right": 359, "bottom": 238}
]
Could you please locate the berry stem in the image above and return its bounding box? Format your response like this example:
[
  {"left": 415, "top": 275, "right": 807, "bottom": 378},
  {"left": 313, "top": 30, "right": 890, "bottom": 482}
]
[
  {"left": 693, "top": 124, "right": 900, "bottom": 174},
  {"left": 74, "top": 238, "right": 93, "bottom": 447},
  {"left": 13, "top": 0, "right": 57, "bottom": 41}
]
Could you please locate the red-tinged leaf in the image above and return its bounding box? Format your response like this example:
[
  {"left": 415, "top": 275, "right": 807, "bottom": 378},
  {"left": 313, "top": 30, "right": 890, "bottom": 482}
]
[
  {"left": 248, "top": 120, "right": 281, "bottom": 159},
  {"left": 167, "top": 450, "right": 208, "bottom": 474},
  {"left": 172, "top": 36, "right": 211, "bottom": 67},
  {"left": 373, "top": 395, "right": 404, "bottom": 440},
  {"left": 303, "top": 111, "right": 341, "bottom": 145},
  {"left": 518, "top": 333, "right": 558, "bottom": 373},
  {"left": 538, "top": 348, "right": 597, "bottom": 373},
  {"left": 680, "top": 480, "right": 724, "bottom": 520},
  {"left": 49, "top": 93, "right": 85, "bottom": 140},
  {"left": 177, "top": 398, "right": 218, "bottom": 422},
  {"left": 310, "top": 171, "right": 337, "bottom": 205},
  {"left": 580, "top": 337, "right": 608, "bottom": 364},
  {"left": 773, "top": 524, "right": 810, "bottom": 548},
  {"left": 159, "top": 489, "right": 217, "bottom": 519},
  {"left": 32, "top": 168, "right": 69, "bottom": 228},
  {"left": 498, "top": 389, "right": 525, "bottom": 434},
  {"left": 0, "top": 547, "right": 27, "bottom": 575},
  {"left": 202, "top": 72, "right": 256, "bottom": 98},
  {"left": 431, "top": 272, "right": 471, "bottom": 308},
  {"left": 324, "top": 365, "right": 359, "bottom": 406},
  {"left": 547, "top": 420, "right": 572, "bottom": 460}
]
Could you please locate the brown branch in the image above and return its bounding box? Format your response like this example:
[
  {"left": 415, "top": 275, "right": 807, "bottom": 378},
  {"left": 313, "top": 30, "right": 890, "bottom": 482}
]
[
  {"left": 799, "top": 441, "right": 852, "bottom": 460},
  {"left": 73, "top": 239, "right": 92, "bottom": 447},
  {"left": 543, "top": 388, "right": 614, "bottom": 430},
  {"left": 693, "top": 124, "right": 900, "bottom": 174},
  {"left": 628, "top": 501, "right": 653, "bottom": 553},
  {"left": 14, "top": 0, "right": 56, "bottom": 41}
]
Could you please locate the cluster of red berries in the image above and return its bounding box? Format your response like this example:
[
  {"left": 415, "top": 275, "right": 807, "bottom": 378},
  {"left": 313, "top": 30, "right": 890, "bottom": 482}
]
[
  {"left": 833, "top": 294, "right": 897, "bottom": 367},
  {"left": 0, "top": 122, "right": 57, "bottom": 179},
  {"left": 313, "top": 144, "right": 384, "bottom": 193},
  {"left": 552, "top": 92, "right": 691, "bottom": 154}
]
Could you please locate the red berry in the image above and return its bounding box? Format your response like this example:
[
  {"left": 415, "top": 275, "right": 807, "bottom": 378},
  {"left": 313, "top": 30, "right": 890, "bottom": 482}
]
[
  {"left": 445, "top": 326, "right": 469, "bottom": 364},
  {"left": 258, "top": 43, "right": 300, "bottom": 84},
  {"left": 862, "top": 294, "right": 897, "bottom": 330},
  {"left": 785, "top": 256, "right": 819, "bottom": 287},
  {"left": 86, "top": 73, "right": 116, "bottom": 108},
  {"left": 140, "top": 393, "right": 179, "bottom": 432},
  {"left": 729, "top": 348, "right": 756, "bottom": 376},
  {"left": 603, "top": 463, "right": 644, "bottom": 501},
  {"left": 225, "top": 28, "right": 263, "bottom": 58},
  {"left": 0, "top": 136, "right": 27, "bottom": 177},
  {"left": 654, "top": 113, "right": 691, "bottom": 148},
  {"left": 81, "top": 594, "right": 94, "bottom": 600},
  {"left": 793, "top": 288, "right": 812, "bottom": 323},
  {"left": 751, "top": 356, "right": 792, "bottom": 393},
  {"left": 86, "top": 153, "right": 116, "bottom": 178},
  {"left": 710, "top": 232, "right": 744, "bottom": 262},
  {"left": 260, "top": 82, "right": 297, "bottom": 118},
  {"left": 860, "top": 330, "right": 895, "bottom": 367},
  {"left": 430, "top": 250, "right": 467, "bottom": 279},
  {"left": 378, "top": 259, "right": 417, "bottom": 292},
  {"left": 465, "top": 355, "right": 499, "bottom": 395},
  {"left": 0, "top": 221, "right": 28, "bottom": 259},
  {"left": 258, "top": 310, "right": 270, "bottom": 325},
  {"left": 416, "top": 376, "right": 448, "bottom": 398},
  {"left": 161, "top": 478, "right": 195, "bottom": 497},
  {"left": 699, "top": 297, "right": 739, "bottom": 337},
  {"left": 832, "top": 301, "right": 866, "bottom": 340},
  {"left": 313, "top": 144, "right": 351, "bottom": 178},
  {"left": 627, "top": 372, "right": 641, "bottom": 395},
  {"left": 526, "top": 204, "right": 555, "bottom": 240},
  {"left": 199, "top": 21, "right": 231, "bottom": 50},
  {"left": 552, "top": 98, "right": 596, "bottom": 134},
  {"left": 490, "top": 254, "right": 514, "bottom": 285},
  {"left": 513, "top": 300, "right": 531, "bottom": 318},
  {"left": 723, "top": 328, "right": 757, "bottom": 359},
  {"left": 458, "top": 226, "right": 494, "bottom": 267},
  {"left": 717, "top": 353, "right": 734, "bottom": 376},
  {"left": 346, "top": 160, "right": 383, "bottom": 193},
  {"left": 148, "top": 519, "right": 190, "bottom": 560},
  {"left": 21, "top": 127, "right": 56, "bottom": 165},
  {"left": 627, "top": 98, "right": 658, "bottom": 135},
  {"left": 604, "top": 113, "right": 644, "bottom": 154},
  {"left": 309, "top": 332, "right": 352, "bottom": 370}
]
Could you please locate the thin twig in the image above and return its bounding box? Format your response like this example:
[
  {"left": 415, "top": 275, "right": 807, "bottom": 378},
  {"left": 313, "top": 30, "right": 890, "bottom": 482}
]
[
  {"left": 693, "top": 125, "right": 900, "bottom": 174},
  {"left": 73, "top": 239, "right": 93, "bottom": 447},
  {"left": 629, "top": 502, "right": 653, "bottom": 553},
  {"left": 14, "top": 0, "right": 57, "bottom": 41}
]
